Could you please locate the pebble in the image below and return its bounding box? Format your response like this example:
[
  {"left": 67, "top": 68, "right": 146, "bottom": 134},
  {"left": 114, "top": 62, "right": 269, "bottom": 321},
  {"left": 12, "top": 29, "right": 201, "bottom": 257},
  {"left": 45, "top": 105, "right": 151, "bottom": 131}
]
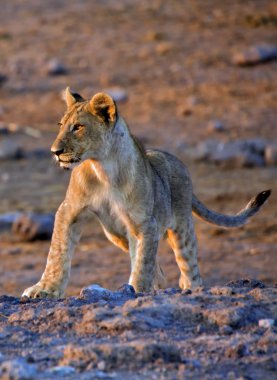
[
  {"left": 233, "top": 45, "right": 277, "bottom": 66},
  {"left": 258, "top": 319, "right": 274, "bottom": 329},
  {"left": 46, "top": 58, "right": 68, "bottom": 75},
  {"left": 80, "top": 284, "right": 116, "bottom": 301},
  {"left": 97, "top": 361, "right": 106, "bottom": 371},
  {"left": 265, "top": 144, "right": 277, "bottom": 166}
]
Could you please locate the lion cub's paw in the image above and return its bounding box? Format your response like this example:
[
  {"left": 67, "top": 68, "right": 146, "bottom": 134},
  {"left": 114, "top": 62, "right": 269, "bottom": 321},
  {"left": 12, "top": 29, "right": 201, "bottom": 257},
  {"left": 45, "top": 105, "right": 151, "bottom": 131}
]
[{"left": 22, "top": 283, "right": 62, "bottom": 299}]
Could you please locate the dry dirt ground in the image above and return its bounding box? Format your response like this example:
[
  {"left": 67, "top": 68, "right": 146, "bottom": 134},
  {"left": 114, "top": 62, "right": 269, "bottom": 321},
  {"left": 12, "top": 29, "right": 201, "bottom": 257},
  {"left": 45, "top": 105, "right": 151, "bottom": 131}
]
[{"left": 0, "top": 0, "right": 276, "bottom": 378}]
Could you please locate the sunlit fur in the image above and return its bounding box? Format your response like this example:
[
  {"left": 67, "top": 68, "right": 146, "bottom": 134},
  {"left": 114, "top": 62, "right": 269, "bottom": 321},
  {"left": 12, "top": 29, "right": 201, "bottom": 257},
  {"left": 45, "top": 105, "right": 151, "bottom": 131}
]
[{"left": 22, "top": 88, "right": 270, "bottom": 299}]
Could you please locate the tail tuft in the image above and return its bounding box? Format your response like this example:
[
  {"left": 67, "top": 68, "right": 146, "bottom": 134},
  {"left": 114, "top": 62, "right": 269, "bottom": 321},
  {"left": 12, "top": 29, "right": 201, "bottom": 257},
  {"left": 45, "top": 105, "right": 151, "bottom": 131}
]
[{"left": 249, "top": 189, "right": 271, "bottom": 208}]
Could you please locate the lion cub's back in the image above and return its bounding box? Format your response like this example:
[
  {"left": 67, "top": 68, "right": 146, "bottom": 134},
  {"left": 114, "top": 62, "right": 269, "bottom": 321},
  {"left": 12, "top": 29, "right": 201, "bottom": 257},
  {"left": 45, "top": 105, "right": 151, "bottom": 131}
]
[{"left": 146, "top": 149, "right": 193, "bottom": 212}]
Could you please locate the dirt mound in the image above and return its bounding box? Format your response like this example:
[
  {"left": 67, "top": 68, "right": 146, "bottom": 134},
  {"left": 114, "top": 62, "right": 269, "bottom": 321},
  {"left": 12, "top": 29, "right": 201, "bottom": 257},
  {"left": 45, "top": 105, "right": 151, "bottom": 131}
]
[{"left": 0, "top": 281, "right": 276, "bottom": 379}]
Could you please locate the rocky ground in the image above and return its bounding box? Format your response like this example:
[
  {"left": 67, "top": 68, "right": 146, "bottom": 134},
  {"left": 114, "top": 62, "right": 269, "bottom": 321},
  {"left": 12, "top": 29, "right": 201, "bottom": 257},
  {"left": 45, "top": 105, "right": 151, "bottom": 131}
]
[
  {"left": 0, "top": 0, "right": 276, "bottom": 378},
  {"left": 0, "top": 281, "right": 276, "bottom": 379}
]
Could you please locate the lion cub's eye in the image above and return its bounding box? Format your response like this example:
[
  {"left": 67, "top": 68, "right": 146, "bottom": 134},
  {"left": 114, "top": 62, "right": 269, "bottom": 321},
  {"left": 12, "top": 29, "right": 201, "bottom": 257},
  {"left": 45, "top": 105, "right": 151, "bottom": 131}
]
[{"left": 71, "top": 124, "right": 83, "bottom": 133}]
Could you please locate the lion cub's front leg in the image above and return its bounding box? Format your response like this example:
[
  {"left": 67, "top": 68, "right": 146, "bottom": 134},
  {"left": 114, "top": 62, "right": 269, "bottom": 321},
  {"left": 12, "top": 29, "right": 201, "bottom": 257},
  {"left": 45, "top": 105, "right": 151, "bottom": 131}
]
[
  {"left": 128, "top": 218, "right": 159, "bottom": 292},
  {"left": 22, "top": 202, "right": 84, "bottom": 299}
]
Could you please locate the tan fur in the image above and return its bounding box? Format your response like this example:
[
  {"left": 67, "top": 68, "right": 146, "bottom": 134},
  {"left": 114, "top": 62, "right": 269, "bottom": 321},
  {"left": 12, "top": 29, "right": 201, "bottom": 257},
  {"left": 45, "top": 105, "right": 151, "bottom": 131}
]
[{"left": 22, "top": 88, "right": 270, "bottom": 298}]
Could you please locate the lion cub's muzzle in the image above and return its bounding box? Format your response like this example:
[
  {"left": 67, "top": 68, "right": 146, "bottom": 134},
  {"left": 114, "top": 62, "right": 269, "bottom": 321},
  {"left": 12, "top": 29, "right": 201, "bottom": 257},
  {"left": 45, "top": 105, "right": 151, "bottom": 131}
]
[
  {"left": 51, "top": 146, "right": 65, "bottom": 158},
  {"left": 51, "top": 146, "right": 80, "bottom": 169}
]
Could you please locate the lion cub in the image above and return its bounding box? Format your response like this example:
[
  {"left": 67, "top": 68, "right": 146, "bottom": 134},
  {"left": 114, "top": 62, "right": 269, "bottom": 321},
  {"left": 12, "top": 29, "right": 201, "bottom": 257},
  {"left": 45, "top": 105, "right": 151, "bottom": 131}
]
[{"left": 23, "top": 88, "right": 270, "bottom": 298}]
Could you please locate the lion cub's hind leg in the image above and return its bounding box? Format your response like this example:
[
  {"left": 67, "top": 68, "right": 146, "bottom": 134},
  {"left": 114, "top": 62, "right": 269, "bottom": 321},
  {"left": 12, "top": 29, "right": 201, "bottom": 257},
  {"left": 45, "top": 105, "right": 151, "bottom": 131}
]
[{"left": 167, "top": 217, "right": 202, "bottom": 290}]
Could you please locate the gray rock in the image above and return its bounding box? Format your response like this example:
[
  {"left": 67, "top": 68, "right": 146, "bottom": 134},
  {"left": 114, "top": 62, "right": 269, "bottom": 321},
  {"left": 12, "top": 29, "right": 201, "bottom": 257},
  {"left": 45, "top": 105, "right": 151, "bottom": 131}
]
[
  {"left": 46, "top": 58, "right": 68, "bottom": 75},
  {"left": 233, "top": 45, "right": 277, "bottom": 66},
  {"left": 245, "top": 138, "right": 266, "bottom": 155},
  {"left": 105, "top": 87, "right": 128, "bottom": 103},
  {"left": 194, "top": 139, "right": 265, "bottom": 168},
  {"left": 265, "top": 144, "right": 277, "bottom": 166},
  {"left": 0, "top": 212, "right": 21, "bottom": 231},
  {"left": 12, "top": 213, "right": 55, "bottom": 241},
  {"left": 80, "top": 284, "right": 136, "bottom": 302},
  {"left": 0, "top": 138, "right": 24, "bottom": 160},
  {"left": 193, "top": 140, "right": 220, "bottom": 161},
  {"left": 213, "top": 148, "right": 265, "bottom": 168},
  {"left": 80, "top": 284, "right": 119, "bottom": 301},
  {"left": 0, "top": 359, "right": 37, "bottom": 380}
]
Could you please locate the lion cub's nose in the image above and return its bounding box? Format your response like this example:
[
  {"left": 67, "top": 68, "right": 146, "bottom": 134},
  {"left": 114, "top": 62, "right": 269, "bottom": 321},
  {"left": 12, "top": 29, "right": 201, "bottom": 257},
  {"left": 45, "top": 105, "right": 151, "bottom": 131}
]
[{"left": 51, "top": 147, "right": 64, "bottom": 156}]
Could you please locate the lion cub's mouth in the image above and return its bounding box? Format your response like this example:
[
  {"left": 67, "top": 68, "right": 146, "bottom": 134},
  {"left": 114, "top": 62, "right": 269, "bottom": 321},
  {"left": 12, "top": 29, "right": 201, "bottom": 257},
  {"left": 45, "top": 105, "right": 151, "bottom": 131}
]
[{"left": 55, "top": 155, "right": 81, "bottom": 170}]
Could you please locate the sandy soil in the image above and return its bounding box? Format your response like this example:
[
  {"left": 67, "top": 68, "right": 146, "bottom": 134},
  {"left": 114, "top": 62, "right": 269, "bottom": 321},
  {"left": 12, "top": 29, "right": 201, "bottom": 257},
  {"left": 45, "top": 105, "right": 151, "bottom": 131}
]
[{"left": 0, "top": 1, "right": 276, "bottom": 378}]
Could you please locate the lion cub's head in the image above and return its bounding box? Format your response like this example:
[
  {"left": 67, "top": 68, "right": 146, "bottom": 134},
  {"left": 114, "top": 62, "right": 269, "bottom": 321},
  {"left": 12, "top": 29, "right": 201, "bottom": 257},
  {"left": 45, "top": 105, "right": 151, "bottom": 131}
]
[{"left": 51, "top": 87, "right": 117, "bottom": 169}]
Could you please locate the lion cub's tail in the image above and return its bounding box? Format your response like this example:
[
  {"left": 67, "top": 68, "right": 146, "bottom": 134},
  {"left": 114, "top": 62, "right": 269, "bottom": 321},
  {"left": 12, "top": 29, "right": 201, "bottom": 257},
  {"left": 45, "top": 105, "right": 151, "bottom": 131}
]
[{"left": 192, "top": 190, "right": 271, "bottom": 228}]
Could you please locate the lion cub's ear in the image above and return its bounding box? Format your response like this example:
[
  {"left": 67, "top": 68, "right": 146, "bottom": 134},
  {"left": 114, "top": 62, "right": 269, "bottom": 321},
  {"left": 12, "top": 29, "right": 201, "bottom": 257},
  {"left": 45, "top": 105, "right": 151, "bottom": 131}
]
[
  {"left": 63, "top": 87, "right": 84, "bottom": 108},
  {"left": 88, "top": 93, "right": 117, "bottom": 125}
]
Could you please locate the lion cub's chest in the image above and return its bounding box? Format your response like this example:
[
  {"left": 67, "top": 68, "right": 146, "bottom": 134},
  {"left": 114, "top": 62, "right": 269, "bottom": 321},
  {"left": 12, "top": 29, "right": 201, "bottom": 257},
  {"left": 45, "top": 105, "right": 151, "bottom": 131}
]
[{"left": 87, "top": 162, "right": 132, "bottom": 221}]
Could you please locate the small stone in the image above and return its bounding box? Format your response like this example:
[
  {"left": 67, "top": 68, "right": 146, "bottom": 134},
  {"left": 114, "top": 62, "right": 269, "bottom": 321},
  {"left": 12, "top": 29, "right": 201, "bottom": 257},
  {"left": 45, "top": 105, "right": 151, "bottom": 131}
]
[
  {"left": 105, "top": 87, "right": 128, "bottom": 103},
  {"left": 258, "top": 319, "right": 274, "bottom": 329},
  {"left": 265, "top": 144, "right": 277, "bottom": 166},
  {"left": 233, "top": 45, "right": 277, "bottom": 66},
  {"left": 46, "top": 58, "right": 68, "bottom": 76},
  {"left": 80, "top": 284, "right": 115, "bottom": 301},
  {"left": 97, "top": 361, "right": 106, "bottom": 371},
  {"left": 207, "top": 120, "right": 225, "bottom": 133}
]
